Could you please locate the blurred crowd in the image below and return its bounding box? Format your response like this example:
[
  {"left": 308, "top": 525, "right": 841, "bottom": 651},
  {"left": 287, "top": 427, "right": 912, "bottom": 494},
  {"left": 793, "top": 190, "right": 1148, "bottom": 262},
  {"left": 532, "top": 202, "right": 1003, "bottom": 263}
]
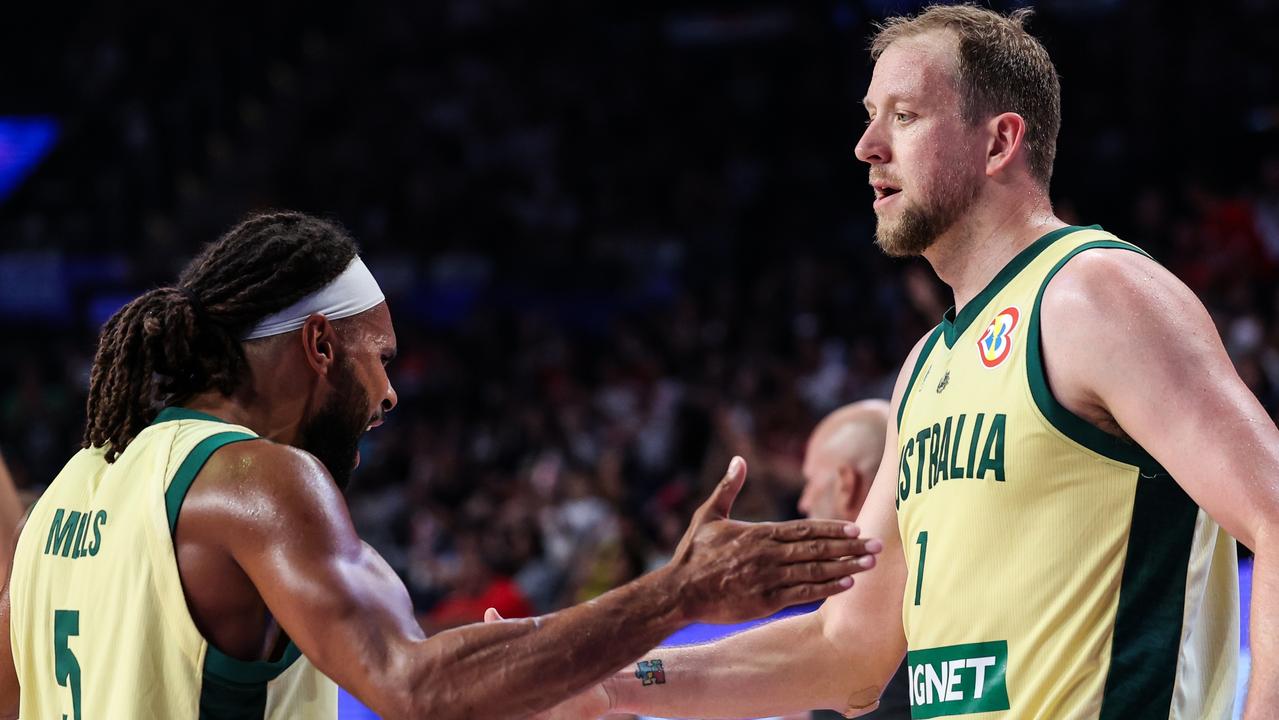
[{"left": 2, "top": 0, "right": 1278, "bottom": 626}]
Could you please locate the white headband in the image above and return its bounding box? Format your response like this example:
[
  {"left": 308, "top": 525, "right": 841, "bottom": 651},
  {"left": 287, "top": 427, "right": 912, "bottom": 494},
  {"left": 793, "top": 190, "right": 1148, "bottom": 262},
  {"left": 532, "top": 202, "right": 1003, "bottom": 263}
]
[{"left": 243, "top": 256, "right": 386, "bottom": 340}]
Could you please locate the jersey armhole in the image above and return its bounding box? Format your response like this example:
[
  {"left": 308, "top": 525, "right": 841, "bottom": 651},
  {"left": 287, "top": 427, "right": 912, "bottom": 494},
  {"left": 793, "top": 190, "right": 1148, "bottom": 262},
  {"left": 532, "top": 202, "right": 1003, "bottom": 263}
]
[
  {"left": 1024, "top": 240, "right": 1168, "bottom": 476},
  {"left": 198, "top": 642, "right": 305, "bottom": 716}
]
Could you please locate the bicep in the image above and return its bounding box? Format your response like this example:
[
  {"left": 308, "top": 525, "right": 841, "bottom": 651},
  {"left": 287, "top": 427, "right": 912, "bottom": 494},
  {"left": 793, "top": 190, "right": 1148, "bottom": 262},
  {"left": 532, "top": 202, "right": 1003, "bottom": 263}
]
[{"left": 1045, "top": 252, "right": 1279, "bottom": 549}]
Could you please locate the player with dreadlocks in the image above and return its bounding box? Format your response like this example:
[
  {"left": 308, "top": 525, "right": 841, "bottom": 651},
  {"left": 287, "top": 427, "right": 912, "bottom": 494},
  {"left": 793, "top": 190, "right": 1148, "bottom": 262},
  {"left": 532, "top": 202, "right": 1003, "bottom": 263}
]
[{"left": 0, "top": 210, "right": 881, "bottom": 720}]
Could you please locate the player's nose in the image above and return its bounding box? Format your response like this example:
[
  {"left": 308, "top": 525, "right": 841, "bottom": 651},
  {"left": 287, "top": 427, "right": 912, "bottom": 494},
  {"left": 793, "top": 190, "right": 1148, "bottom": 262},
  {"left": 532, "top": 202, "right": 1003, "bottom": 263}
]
[
  {"left": 382, "top": 381, "right": 398, "bottom": 415},
  {"left": 855, "top": 117, "right": 890, "bottom": 165}
]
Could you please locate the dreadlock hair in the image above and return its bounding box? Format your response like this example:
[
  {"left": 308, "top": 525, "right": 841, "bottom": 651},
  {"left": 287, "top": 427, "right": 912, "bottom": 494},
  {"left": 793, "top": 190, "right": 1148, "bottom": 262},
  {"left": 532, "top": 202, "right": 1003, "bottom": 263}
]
[{"left": 83, "top": 210, "right": 359, "bottom": 462}]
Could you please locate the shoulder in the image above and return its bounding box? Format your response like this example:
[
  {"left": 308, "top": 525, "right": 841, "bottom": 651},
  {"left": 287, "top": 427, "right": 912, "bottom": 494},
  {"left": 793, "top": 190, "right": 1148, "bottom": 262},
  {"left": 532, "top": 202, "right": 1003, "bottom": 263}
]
[
  {"left": 184, "top": 439, "right": 350, "bottom": 548},
  {"left": 203, "top": 439, "right": 332, "bottom": 492},
  {"left": 1038, "top": 243, "right": 1224, "bottom": 408},
  {"left": 1040, "top": 244, "right": 1212, "bottom": 344}
]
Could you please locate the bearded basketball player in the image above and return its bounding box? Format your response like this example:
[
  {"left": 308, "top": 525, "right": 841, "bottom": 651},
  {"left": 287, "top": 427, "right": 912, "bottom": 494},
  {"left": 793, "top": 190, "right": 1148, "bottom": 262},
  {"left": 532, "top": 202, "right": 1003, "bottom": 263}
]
[
  {"left": 542, "top": 6, "right": 1277, "bottom": 719},
  {"left": 0, "top": 212, "right": 882, "bottom": 719}
]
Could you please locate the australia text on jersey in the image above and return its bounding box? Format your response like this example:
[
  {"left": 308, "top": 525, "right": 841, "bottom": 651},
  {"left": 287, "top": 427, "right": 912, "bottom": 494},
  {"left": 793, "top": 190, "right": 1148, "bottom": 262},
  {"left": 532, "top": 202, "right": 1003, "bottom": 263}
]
[{"left": 896, "top": 413, "right": 1007, "bottom": 508}]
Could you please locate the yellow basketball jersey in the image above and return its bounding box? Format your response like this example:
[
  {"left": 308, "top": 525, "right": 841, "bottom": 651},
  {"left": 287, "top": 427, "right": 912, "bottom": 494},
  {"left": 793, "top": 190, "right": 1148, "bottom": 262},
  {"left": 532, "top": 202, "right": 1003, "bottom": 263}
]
[
  {"left": 894, "top": 226, "right": 1238, "bottom": 719},
  {"left": 10, "top": 407, "right": 338, "bottom": 719}
]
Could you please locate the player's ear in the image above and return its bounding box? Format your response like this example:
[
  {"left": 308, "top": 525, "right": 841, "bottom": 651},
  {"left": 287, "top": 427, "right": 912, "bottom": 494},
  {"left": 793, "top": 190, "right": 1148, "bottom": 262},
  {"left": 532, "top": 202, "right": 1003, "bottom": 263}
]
[
  {"left": 985, "top": 111, "right": 1027, "bottom": 178},
  {"left": 299, "top": 313, "right": 337, "bottom": 376},
  {"left": 838, "top": 464, "right": 860, "bottom": 515}
]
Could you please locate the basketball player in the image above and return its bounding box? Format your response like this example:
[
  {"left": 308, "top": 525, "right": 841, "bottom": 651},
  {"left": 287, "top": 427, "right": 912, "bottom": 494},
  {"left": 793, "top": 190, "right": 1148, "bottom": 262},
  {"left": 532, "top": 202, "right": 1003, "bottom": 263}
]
[
  {"left": 0, "top": 212, "right": 883, "bottom": 719},
  {"left": 541, "top": 6, "right": 1276, "bottom": 719}
]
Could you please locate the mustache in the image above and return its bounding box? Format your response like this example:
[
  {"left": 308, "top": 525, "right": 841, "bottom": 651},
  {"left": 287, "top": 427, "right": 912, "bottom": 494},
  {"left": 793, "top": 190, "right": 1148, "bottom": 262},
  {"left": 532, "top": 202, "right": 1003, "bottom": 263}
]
[{"left": 868, "top": 171, "right": 903, "bottom": 187}]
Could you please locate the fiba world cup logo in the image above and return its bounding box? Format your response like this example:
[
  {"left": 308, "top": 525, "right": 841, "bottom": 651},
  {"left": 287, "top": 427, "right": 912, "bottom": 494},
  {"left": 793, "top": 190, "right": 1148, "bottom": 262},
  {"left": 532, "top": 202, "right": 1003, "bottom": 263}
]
[{"left": 976, "top": 307, "right": 1020, "bottom": 368}]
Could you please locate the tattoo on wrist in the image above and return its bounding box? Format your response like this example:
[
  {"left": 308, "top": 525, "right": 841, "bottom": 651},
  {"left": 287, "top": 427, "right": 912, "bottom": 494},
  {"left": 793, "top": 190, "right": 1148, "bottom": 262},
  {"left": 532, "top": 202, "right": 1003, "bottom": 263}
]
[{"left": 635, "top": 659, "right": 666, "bottom": 686}]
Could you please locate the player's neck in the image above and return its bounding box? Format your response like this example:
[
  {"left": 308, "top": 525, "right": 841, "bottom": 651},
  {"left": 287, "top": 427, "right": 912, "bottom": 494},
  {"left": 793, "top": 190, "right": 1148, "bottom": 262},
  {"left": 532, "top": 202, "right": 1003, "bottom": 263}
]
[
  {"left": 178, "top": 390, "right": 305, "bottom": 446},
  {"left": 924, "top": 192, "right": 1063, "bottom": 314},
  {"left": 177, "top": 351, "right": 314, "bottom": 446}
]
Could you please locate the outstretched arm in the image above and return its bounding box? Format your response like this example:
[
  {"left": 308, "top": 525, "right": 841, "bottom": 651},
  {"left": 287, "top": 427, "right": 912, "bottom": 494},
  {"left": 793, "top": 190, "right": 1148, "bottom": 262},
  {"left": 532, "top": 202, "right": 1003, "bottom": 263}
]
[
  {"left": 192, "top": 450, "right": 880, "bottom": 720},
  {"left": 603, "top": 460, "right": 906, "bottom": 719},
  {"left": 551, "top": 335, "right": 931, "bottom": 720}
]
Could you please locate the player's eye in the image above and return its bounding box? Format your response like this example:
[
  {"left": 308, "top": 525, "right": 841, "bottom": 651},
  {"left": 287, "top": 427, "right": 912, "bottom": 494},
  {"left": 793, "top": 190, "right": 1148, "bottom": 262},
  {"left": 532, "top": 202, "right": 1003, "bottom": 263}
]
[{"left": 894, "top": 112, "right": 914, "bottom": 124}]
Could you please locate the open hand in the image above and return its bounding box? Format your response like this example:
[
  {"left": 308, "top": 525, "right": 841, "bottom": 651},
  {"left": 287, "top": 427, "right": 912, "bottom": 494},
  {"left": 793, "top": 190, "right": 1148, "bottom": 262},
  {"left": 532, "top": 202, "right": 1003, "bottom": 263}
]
[{"left": 665, "top": 456, "right": 881, "bottom": 624}]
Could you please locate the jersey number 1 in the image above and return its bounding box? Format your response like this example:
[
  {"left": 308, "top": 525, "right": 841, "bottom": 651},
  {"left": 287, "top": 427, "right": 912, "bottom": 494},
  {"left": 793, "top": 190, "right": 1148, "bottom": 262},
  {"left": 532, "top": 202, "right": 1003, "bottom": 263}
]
[
  {"left": 913, "top": 531, "right": 928, "bottom": 606},
  {"left": 54, "top": 609, "right": 82, "bottom": 720}
]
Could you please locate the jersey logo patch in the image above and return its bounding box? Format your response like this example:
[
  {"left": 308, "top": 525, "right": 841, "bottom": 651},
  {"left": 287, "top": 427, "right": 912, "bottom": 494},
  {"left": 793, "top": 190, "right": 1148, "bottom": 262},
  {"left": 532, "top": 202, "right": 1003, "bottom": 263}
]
[
  {"left": 976, "top": 307, "right": 1019, "bottom": 368},
  {"left": 907, "top": 640, "right": 1011, "bottom": 717}
]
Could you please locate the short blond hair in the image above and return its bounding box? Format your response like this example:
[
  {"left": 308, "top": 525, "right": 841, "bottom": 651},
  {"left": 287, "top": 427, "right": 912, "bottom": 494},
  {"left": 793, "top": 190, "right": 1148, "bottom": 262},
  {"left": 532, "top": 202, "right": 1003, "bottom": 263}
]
[{"left": 870, "top": 4, "right": 1061, "bottom": 188}]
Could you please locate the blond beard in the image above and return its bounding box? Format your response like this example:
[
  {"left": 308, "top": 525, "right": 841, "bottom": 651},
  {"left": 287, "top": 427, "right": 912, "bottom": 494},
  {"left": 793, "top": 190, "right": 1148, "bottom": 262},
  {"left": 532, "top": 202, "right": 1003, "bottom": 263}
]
[{"left": 874, "top": 163, "right": 982, "bottom": 257}]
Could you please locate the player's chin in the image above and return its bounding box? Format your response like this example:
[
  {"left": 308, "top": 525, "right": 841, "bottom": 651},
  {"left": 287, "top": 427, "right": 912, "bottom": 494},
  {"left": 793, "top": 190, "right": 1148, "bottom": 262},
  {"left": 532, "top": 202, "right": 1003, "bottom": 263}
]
[{"left": 874, "top": 234, "right": 918, "bottom": 259}]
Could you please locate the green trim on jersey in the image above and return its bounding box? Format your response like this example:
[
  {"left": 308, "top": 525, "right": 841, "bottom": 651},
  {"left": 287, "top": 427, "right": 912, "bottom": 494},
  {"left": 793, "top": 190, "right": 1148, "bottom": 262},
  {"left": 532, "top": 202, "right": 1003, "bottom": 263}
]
[
  {"left": 205, "top": 643, "right": 303, "bottom": 684},
  {"left": 896, "top": 325, "right": 944, "bottom": 430},
  {"left": 901, "top": 225, "right": 1100, "bottom": 429},
  {"left": 164, "top": 432, "right": 257, "bottom": 535},
  {"left": 199, "top": 673, "right": 268, "bottom": 719},
  {"left": 1024, "top": 240, "right": 1167, "bottom": 475},
  {"left": 155, "top": 406, "right": 233, "bottom": 426},
  {"left": 940, "top": 225, "right": 1098, "bottom": 348},
  {"left": 1098, "top": 477, "right": 1199, "bottom": 719}
]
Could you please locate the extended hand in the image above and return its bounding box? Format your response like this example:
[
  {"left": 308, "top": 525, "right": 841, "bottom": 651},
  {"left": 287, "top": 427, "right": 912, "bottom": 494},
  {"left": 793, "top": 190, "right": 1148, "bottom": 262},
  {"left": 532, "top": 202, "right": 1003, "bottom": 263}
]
[{"left": 666, "top": 456, "right": 881, "bottom": 624}]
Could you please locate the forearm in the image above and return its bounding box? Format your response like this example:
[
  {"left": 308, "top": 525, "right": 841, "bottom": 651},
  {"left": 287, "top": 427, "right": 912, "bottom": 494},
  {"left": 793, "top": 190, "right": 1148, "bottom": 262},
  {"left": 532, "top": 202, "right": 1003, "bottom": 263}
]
[
  {"left": 1245, "top": 543, "right": 1279, "bottom": 719},
  {"left": 405, "top": 567, "right": 687, "bottom": 720},
  {"left": 607, "top": 611, "right": 877, "bottom": 719}
]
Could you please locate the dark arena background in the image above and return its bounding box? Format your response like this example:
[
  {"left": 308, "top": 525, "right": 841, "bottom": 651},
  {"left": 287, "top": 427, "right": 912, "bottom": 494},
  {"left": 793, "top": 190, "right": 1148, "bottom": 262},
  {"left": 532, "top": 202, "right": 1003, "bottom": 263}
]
[{"left": 1, "top": 1, "right": 1276, "bottom": 718}]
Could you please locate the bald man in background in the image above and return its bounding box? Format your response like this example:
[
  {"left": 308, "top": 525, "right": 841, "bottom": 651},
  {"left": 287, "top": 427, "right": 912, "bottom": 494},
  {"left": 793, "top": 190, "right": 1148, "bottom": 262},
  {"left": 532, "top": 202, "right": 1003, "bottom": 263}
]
[
  {"left": 798, "top": 400, "right": 909, "bottom": 720},
  {"left": 799, "top": 400, "right": 890, "bottom": 522}
]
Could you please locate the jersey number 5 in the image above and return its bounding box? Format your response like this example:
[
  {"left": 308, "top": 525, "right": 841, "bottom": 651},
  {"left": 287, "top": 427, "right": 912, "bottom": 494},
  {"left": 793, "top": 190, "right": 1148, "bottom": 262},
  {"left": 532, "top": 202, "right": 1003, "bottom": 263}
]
[{"left": 54, "top": 609, "right": 82, "bottom": 720}]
